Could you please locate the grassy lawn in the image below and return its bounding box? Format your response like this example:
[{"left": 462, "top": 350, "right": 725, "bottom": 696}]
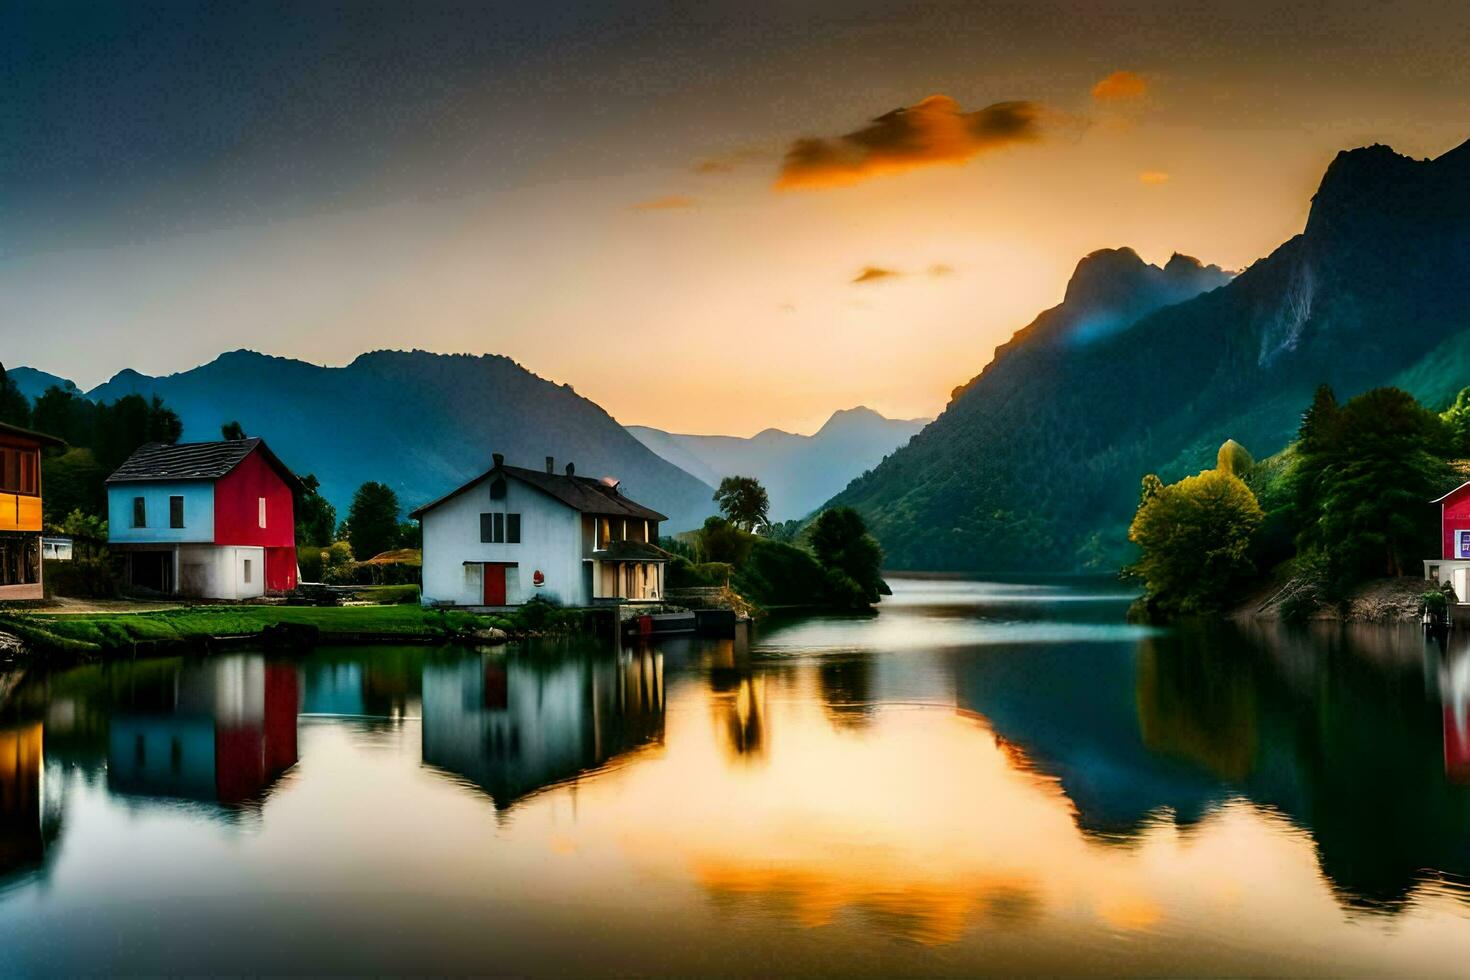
[{"left": 1, "top": 602, "right": 528, "bottom": 654}]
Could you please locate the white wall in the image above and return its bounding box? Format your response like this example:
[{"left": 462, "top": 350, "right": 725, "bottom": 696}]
[
  {"left": 421, "top": 474, "right": 586, "bottom": 606},
  {"left": 177, "top": 544, "right": 265, "bottom": 600}
]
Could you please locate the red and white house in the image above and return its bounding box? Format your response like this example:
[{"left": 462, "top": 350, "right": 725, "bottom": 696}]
[
  {"left": 1425, "top": 481, "right": 1470, "bottom": 597},
  {"left": 107, "top": 438, "right": 302, "bottom": 599}
]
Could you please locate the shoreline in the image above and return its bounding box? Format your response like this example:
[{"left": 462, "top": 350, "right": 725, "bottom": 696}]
[{"left": 1230, "top": 575, "right": 1429, "bottom": 625}]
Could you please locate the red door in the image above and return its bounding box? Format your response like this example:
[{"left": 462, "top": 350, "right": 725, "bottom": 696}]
[{"left": 483, "top": 563, "right": 507, "bottom": 606}]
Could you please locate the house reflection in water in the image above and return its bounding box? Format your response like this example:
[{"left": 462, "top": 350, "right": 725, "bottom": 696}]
[
  {"left": 0, "top": 723, "right": 46, "bottom": 879},
  {"left": 107, "top": 657, "right": 299, "bottom": 806},
  {"left": 1440, "top": 649, "right": 1470, "bottom": 783},
  {"left": 421, "top": 649, "right": 664, "bottom": 809}
]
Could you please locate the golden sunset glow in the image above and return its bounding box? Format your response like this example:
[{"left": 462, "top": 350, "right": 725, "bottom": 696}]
[{"left": 9, "top": 3, "right": 1470, "bottom": 436}]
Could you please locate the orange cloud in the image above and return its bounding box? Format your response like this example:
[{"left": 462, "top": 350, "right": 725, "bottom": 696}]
[
  {"left": 852, "top": 266, "right": 900, "bottom": 284},
  {"left": 928, "top": 263, "right": 955, "bottom": 277},
  {"left": 776, "top": 95, "right": 1043, "bottom": 190},
  {"left": 1139, "top": 170, "right": 1171, "bottom": 185},
  {"left": 1092, "top": 70, "right": 1148, "bottom": 101},
  {"left": 632, "top": 194, "right": 697, "bottom": 211}
]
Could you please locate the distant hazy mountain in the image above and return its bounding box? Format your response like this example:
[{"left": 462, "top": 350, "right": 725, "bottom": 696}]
[
  {"left": 8, "top": 366, "right": 79, "bottom": 401},
  {"left": 829, "top": 138, "right": 1470, "bottom": 571},
  {"left": 629, "top": 407, "right": 928, "bottom": 521},
  {"left": 64, "top": 349, "right": 717, "bottom": 530}
]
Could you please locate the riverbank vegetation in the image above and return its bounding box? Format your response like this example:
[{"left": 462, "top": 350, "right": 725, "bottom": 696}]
[
  {"left": 1129, "top": 384, "right": 1464, "bottom": 620},
  {"left": 668, "top": 486, "right": 890, "bottom": 612},
  {"left": 0, "top": 593, "right": 583, "bottom": 657}
]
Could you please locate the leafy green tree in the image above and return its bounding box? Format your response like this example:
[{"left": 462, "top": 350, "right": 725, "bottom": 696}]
[
  {"left": 1128, "top": 468, "right": 1264, "bottom": 615},
  {"left": 696, "top": 515, "right": 753, "bottom": 565},
  {"left": 397, "top": 520, "right": 423, "bottom": 550},
  {"left": 40, "top": 448, "right": 106, "bottom": 523},
  {"left": 344, "top": 481, "right": 402, "bottom": 560},
  {"left": 1296, "top": 388, "right": 1452, "bottom": 579},
  {"left": 808, "top": 507, "right": 888, "bottom": 605},
  {"left": 1216, "top": 439, "right": 1255, "bottom": 476},
  {"left": 762, "top": 519, "right": 803, "bottom": 543},
  {"left": 1442, "top": 386, "right": 1470, "bottom": 456},
  {"left": 221, "top": 420, "right": 247, "bottom": 440},
  {"left": 293, "top": 473, "right": 337, "bottom": 547},
  {"left": 713, "top": 476, "right": 770, "bottom": 532},
  {"left": 30, "top": 386, "right": 85, "bottom": 442},
  {"left": 0, "top": 364, "right": 30, "bottom": 427}
]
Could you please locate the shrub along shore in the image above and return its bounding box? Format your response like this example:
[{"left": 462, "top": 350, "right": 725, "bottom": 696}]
[{"left": 0, "top": 598, "right": 586, "bottom": 660}]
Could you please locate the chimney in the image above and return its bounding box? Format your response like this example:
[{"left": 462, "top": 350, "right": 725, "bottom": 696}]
[
  {"left": 565, "top": 462, "right": 575, "bottom": 477},
  {"left": 545, "top": 456, "right": 555, "bottom": 474},
  {"left": 492, "top": 452, "right": 504, "bottom": 469}
]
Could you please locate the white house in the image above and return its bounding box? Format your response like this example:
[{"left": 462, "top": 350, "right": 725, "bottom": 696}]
[{"left": 412, "top": 454, "right": 670, "bottom": 608}]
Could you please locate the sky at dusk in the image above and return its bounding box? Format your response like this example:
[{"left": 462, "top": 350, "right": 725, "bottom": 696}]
[{"left": 5, "top": 0, "right": 1470, "bottom": 435}]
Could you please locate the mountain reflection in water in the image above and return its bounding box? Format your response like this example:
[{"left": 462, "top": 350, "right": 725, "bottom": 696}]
[{"left": 4, "top": 577, "right": 1470, "bottom": 974}]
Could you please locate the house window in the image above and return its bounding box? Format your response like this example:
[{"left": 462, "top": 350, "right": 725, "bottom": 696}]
[
  {"left": 170, "top": 495, "right": 184, "bottom": 529},
  {"left": 133, "top": 497, "right": 147, "bottom": 528},
  {"left": 243, "top": 559, "right": 252, "bottom": 584},
  {"left": 596, "top": 518, "right": 610, "bottom": 551},
  {"left": 17, "top": 451, "right": 36, "bottom": 496},
  {"left": 258, "top": 497, "right": 267, "bottom": 529},
  {"left": 479, "top": 513, "right": 514, "bottom": 544}
]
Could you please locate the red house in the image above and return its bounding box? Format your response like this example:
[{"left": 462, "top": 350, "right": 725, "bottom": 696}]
[
  {"left": 106, "top": 438, "right": 302, "bottom": 598},
  {"left": 1426, "top": 481, "right": 1470, "bottom": 598}
]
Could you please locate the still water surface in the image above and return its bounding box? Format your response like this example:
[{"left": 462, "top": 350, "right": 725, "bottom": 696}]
[{"left": 5, "top": 576, "right": 1470, "bottom": 974}]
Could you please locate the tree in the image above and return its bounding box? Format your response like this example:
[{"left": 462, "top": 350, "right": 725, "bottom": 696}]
[
  {"left": 1128, "top": 468, "right": 1264, "bottom": 615},
  {"left": 293, "top": 473, "right": 338, "bottom": 547},
  {"left": 344, "top": 481, "right": 402, "bottom": 560},
  {"left": 713, "top": 476, "right": 770, "bottom": 532},
  {"left": 221, "top": 420, "right": 247, "bottom": 440},
  {"left": 1442, "top": 386, "right": 1470, "bottom": 456},
  {"left": 1216, "top": 439, "right": 1254, "bottom": 476},
  {"left": 695, "top": 515, "right": 753, "bottom": 565},
  {"left": 1296, "top": 387, "right": 1452, "bottom": 580},
  {"left": 808, "top": 507, "right": 888, "bottom": 606},
  {"left": 0, "top": 363, "right": 30, "bottom": 427}
]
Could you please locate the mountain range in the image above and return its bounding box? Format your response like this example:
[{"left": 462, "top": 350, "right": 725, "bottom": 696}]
[
  {"left": 826, "top": 139, "right": 1470, "bottom": 570},
  {"left": 629, "top": 407, "right": 928, "bottom": 522},
  {"left": 23, "top": 350, "right": 719, "bottom": 530},
  {"left": 13, "top": 351, "right": 923, "bottom": 535}
]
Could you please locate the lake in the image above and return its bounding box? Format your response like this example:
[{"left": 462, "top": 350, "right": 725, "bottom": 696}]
[{"left": 5, "top": 575, "right": 1470, "bottom": 975}]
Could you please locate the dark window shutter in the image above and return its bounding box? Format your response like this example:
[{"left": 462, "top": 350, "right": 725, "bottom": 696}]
[
  {"left": 133, "top": 497, "right": 147, "bottom": 528},
  {"left": 493, "top": 512, "right": 505, "bottom": 543},
  {"left": 170, "top": 496, "right": 185, "bottom": 529},
  {"left": 507, "top": 513, "right": 521, "bottom": 543},
  {"left": 480, "top": 514, "right": 493, "bottom": 543}
]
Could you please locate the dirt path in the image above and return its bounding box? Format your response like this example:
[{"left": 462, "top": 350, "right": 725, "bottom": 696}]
[{"left": 39, "top": 596, "right": 187, "bottom": 615}]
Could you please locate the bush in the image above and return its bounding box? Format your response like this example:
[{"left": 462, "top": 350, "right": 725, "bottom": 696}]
[
  {"left": 46, "top": 556, "right": 119, "bottom": 599},
  {"left": 514, "top": 596, "right": 565, "bottom": 632},
  {"left": 667, "top": 556, "right": 731, "bottom": 589},
  {"left": 297, "top": 545, "right": 326, "bottom": 583}
]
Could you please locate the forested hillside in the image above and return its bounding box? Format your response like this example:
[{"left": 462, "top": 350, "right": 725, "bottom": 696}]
[{"left": 828, "top": 140, "right": 1470, "bottom": 571}]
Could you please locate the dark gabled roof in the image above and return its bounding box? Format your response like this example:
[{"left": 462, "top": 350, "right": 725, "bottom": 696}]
[
  {"left": 410, "top": 461, "right": 668, "bottom": 522},
  {"left": 105, "top": 437, "right": 305, "bottom": 493},
  {"left": 0, "top": 420, "right": 66, "bottom": 449},
  {"left": 598, "top": 539, "right": 672, "bottom": 562}
]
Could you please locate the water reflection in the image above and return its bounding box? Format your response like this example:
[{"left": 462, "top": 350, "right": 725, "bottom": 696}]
[
  {"left": 6, "top": 581, "right": 1470, "bottom": 973},
  {"left": 107, "top": 658, "right": 298, "bottom": 806},
  {"left": 421, "top": 646, "right": 665, "bottom": 809}
]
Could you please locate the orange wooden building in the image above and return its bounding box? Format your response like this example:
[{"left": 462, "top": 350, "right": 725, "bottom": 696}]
[{"left": 0, "top": 421, "right": 65, "bottom": 602}]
